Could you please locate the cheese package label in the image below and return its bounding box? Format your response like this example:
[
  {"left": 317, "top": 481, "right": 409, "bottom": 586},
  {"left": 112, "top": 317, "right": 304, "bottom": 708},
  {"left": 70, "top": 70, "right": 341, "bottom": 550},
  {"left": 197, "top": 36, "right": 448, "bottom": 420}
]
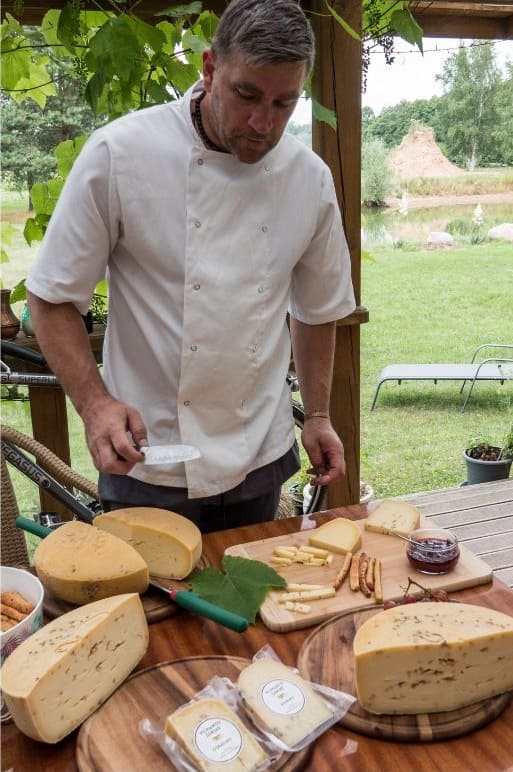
[
  {"left": 165, "top": 696, "right": 269, "bottom": 771},
  {"left": 33, "top": 520, "right": 149, "bottom": 604},
  {"left": 353, "top": 601, "right": 513, "bottom": 714},
  {"left": 0, "top": 593, "right": 148, "bottom": 743},
  {"left": 307, "top": 517, "right": 362, "bottom": 554},
  {"left": 94, "top": 507, "right": 202, "bottom": 579}
]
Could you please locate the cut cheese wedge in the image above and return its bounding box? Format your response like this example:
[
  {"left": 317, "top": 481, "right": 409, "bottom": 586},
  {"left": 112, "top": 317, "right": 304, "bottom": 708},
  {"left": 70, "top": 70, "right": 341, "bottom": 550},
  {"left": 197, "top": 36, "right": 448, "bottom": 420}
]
[
  {"left": 94, "top": 507, "right": 202, "bottom": 579},
  {"left": 308, "top": 517, "right": 361, "bottom": 554},
  {"left": 238, "top": 659, "right": 336, "bottom": 749},
  {"left": 0, "top": 593, "right": 148, "bottom": 743},
  {"left": 34, "top": 520, "right": 149, "bottom": 604},
  {"left": 354, "top": 601, "right": 513, "bottom": 714},
  {"left": 364, "top": 499, "right": 420, "bottom": 538},
  {"left": 165, "top": 697, "right": 268, "bottom": 771}
]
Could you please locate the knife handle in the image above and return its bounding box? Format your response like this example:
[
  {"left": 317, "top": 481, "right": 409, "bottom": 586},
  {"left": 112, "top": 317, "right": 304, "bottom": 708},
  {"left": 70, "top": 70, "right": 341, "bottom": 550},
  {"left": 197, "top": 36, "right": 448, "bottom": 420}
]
[
  {"left": 170, "top": 589, "right": 248, "bottom": 633},
  {"left": 16, "top": 516, "right": 53, "bottom": 539}
]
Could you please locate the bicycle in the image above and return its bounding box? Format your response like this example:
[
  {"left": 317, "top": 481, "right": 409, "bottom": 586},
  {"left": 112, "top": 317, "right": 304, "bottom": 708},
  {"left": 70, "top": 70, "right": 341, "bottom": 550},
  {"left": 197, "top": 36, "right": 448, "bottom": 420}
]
[{"left": 1, "top": 340, "right": 327, "bottom": 526}]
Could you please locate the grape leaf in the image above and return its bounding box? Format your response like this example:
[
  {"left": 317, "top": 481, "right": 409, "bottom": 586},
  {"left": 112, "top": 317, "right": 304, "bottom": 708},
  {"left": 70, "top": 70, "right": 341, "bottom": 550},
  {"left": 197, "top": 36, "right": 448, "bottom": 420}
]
[{"left": 190, "top": 555, "right": 286, "bottom": 623}]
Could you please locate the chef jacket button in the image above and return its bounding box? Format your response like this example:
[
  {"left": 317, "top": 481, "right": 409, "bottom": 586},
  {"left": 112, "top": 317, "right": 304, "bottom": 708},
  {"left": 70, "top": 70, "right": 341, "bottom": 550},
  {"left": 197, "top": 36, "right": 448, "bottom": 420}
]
[
  {"left": 190, "top": 345, "right": 197, "bottom": 351},
  {"left": 261, "top": 225, "right": 268, "bottom": 232},
  {"left": 251, "top": 344, "right": 257, "bottom": 352},
  {"left": 258, "top": 286, "right": 264, "bottom": 294},
  {"left": 194, "top": 220, "right": 201, "bottom": 228},
  {"left": 184, "top": 400, "right": 191, "bottom": 406},
  {"left": 198, "top": 158, "right": 204, "bottom": 165},
  {"left": 264, "top": 165, "right": 270, "bottom": 172},
  {"left": 193, "top": 283, "right": 201, "bottom": 290}
]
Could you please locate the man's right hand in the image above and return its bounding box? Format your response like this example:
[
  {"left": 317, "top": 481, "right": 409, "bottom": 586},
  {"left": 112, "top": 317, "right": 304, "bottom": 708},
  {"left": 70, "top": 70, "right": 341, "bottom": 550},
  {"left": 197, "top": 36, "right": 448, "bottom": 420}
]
[{"left": 81, "top": 394, "right": 149, "bottom": 474}]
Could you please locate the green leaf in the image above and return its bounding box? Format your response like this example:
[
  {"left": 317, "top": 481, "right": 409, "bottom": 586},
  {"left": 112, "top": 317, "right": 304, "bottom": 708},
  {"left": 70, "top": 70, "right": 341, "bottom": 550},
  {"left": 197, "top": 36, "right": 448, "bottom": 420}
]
[
  {"left": 0, "top": 221, "right": 17, "bottom": 249},
  {"left": 10, "top": 279, "right": 27, "bottom": 304},
  {"left": 23, "top": 214, "right": 48, "bottom": 245},
  {"left": 156, "top": 3, "right": 203, "bottom": 19},
  {"left": 190, "top": 555, "right": 286, "bottom": 623},
  {"left": 55, "top": 135, "right": 88, "bottom": 177},
  {"left": 390, "top": 9, "right": 423, "bottom": 52},
  {"left": 325, "top": 2, "right": 361, "bottom": 42},
  {"left": 312, "top": 98, "right": 337, "bottom": 130}
]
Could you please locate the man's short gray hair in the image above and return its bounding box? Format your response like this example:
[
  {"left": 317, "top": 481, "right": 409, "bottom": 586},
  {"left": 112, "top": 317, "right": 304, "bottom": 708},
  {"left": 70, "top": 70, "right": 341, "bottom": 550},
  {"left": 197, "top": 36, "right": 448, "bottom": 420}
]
[{"left": 211, "top": 0, "right": 315, "bottom": 72}]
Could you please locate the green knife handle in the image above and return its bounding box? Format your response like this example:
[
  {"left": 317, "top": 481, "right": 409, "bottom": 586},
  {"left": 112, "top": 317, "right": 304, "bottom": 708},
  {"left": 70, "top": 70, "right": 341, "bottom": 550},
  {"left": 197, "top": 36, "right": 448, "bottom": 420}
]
[
  {"left": 170, "top": 589, "right": 248, "bottom": 633},
  {"left": 16, "top": 516, "right": 53, "bottom": 539}
]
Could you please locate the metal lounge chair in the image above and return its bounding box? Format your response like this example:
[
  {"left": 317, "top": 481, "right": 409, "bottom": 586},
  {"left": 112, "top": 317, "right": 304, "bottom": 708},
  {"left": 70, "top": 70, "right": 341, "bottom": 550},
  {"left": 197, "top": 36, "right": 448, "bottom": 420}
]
[{"left": 370, "top": 343, "right": 513, "bottom": 412}]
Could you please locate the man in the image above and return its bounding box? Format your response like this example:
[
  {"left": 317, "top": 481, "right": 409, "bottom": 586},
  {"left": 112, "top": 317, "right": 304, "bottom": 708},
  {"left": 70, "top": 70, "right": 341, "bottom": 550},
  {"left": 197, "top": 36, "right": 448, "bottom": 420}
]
[{"left": 27, "top": 0, "right": 356, "bottom": 532}]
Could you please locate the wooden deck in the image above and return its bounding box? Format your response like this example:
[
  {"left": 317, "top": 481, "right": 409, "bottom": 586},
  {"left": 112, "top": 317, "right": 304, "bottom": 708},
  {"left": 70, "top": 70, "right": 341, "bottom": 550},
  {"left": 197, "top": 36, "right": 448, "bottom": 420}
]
[{"left": 400, "top": 478, "right": 513, "bottom": 589}]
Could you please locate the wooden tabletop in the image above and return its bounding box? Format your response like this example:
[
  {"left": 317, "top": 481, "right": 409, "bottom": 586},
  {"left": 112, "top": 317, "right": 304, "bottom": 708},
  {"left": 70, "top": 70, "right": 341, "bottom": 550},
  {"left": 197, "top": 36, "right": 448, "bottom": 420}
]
[{"left": 3, "top": 495, "right": 513, "bottom": 772}]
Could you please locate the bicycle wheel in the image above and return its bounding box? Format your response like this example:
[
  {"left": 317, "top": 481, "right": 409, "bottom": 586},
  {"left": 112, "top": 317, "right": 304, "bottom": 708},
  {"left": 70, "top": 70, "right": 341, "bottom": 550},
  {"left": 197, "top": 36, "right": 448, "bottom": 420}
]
[{"left": 282, "top": 400, "right": 327, "bottom": 517}]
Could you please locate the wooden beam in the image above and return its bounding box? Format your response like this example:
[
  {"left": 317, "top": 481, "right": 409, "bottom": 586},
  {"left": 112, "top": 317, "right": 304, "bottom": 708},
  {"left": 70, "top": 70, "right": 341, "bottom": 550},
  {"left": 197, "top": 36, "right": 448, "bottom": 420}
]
[
  {"left": 309, "top": 0, "right": 366, "bottom": 507},
  {"left": 414, "top": 14, "right": 513, "bottom": 38}
]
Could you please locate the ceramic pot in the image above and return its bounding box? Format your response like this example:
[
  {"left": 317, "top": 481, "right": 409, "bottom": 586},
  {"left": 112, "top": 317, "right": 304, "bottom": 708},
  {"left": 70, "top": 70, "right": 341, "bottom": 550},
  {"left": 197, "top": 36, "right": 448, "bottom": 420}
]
[
  {"left": 463, "top": 448, "right": 512, "bottom": 485},
  {"left": 0, "top": 288, "right": 20, "bottom": 340}
]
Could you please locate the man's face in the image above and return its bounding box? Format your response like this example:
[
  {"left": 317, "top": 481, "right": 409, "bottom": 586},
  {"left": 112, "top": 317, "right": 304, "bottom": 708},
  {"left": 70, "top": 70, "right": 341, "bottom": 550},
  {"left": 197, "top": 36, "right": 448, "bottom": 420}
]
[{"left": 202, "top": 49, "right": 307, "bottom": 164}]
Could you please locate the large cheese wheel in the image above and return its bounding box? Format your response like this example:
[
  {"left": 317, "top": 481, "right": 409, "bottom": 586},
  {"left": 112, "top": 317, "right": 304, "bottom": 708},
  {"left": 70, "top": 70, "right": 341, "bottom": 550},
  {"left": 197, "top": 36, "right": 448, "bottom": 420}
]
[
  {"left": 0, "top": 593, "right": 148, "bottom": 743},
  {"left": 34, "top": 520, "right": 149, "bottom": 604},
  {"left": 94, "top": 507, "right": 202, "bottom": 579},
  {"left": 354, "top": 601, "right": 513, "bottom": 714}
]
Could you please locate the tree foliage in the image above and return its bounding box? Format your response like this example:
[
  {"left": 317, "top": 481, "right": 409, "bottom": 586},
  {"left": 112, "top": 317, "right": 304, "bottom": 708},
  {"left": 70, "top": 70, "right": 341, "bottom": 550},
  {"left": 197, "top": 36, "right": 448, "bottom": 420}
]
[{"left": 361, "top": 137, "right": 392, "bottom": 206}]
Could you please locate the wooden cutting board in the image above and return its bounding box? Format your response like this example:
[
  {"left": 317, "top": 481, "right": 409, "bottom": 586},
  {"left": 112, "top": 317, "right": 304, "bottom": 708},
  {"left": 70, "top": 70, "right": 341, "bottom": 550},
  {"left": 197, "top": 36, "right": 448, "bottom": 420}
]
[
  {"left": 297, "top": 607, "right": 513, "bottom": 742},
  {"left": 43, "top": 555, "right": 209, "bottom": 624},
  {"left": 76, "top": 656, "right": 311, "bottom": 772},
  {"left": 224, "top": 517, "right": 493, "bottom": 632}
]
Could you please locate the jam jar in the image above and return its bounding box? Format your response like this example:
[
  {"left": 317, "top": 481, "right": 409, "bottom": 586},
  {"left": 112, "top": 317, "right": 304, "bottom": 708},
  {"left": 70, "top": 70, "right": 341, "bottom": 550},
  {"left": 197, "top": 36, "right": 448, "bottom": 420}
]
[{"left": 406, "top": 527, "right": 460, "bottom": 574}]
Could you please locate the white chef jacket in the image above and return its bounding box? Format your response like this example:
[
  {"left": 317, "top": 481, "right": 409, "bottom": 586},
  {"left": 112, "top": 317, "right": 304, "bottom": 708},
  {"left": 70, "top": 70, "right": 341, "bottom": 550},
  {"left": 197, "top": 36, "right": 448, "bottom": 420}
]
[{"left": 26, "top": 85, "right": 356, "bottom": 498}]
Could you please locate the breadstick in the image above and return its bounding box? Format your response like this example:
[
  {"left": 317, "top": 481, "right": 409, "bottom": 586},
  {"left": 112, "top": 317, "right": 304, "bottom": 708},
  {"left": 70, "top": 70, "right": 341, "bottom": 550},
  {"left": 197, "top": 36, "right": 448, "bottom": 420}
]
[
  {"left": 358, "top": 553, "right": 372, "bottom": 597},
  {"left": 1, "top": 603, "right": 25, "bottom": 622},
  {"left": 349, "top": 554, "right": 361, "bottom": 591},
  {"left": 366, "top": 556, "right": 376, "bottom": 591},
  {"left": 374, "top": 558, "right": 383, "bottom": 604},
  {"left": 1, "top": 591, "right": 34, "bottom": 615},
  {"left": 333, "top": 552, "right": 352, "bottom": 591},
  {"left": 1, "top": 614, "right": 17, "bottom": 631}
]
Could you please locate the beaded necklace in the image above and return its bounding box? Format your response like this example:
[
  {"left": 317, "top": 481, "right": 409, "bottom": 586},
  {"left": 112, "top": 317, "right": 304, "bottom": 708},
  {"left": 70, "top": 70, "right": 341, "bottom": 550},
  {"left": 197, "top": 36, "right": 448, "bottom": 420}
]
[{"left": 192, "top": 90, "right": 225, "bottom": 152}]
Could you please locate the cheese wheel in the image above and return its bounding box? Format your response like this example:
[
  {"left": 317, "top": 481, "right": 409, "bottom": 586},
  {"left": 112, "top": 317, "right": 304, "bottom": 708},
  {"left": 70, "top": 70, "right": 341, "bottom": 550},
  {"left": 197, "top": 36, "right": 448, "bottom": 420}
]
[
  {"left": 307, "top": 517, "right": 361, "bottom": 554},
  {"left": 165, "top": 697, "right": 268, "bottom": 771},
  {"left": 34, "top": 520, "right": 149, "bottom": 604},
  {"left": 0, "top": 593, "right": 148, "bottom": 743},
  {"left": 354, "top": 601, "right": 513, "bottom": 714},
  {"left": 364, "top": 499, "right": 420, "bottom": 538},
  {"left": 94, "top": 507, "right": 202, "bottom": 579},
  {"left": 238, "top": 659, "right": 336, "bottom": 749}
]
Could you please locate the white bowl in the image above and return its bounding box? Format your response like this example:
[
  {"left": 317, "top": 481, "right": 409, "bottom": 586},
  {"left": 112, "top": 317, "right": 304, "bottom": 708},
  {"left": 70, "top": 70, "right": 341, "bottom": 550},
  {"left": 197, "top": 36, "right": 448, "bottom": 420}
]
[{"left": 1, "top": 566, "right": 44, "bottom": 663}]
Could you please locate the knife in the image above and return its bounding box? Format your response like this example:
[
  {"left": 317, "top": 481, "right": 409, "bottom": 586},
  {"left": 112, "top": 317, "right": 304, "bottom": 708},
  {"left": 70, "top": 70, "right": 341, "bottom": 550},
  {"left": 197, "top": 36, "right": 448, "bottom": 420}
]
[
  {"left": 148, "top": 578, "right": 249, "bottom": 633},
  {"left": 139, "top": 444, "right": 201, "bottom": 464},
  {"left": 15, "top": 517, "right": 248, "bottom": 633}
]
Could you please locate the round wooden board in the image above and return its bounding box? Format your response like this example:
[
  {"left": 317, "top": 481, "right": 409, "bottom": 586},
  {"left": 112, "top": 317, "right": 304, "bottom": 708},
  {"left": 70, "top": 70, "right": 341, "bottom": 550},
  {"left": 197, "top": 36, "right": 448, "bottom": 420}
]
[
  {"left": 297, "top": 607, "right": 513, "bottom": 743},
  {"left": 42, "top": 555, "right": 209, "bottom": 624},
  {"left": 76, "top": 656, "right": 311, "bottom": 772}
]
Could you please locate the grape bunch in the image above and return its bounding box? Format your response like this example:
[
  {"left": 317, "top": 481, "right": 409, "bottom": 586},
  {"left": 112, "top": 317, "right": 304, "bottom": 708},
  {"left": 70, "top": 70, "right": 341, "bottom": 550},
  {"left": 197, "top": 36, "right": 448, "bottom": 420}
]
[{"left": 383, "top": 577, "right": 449, "bottom": 610}]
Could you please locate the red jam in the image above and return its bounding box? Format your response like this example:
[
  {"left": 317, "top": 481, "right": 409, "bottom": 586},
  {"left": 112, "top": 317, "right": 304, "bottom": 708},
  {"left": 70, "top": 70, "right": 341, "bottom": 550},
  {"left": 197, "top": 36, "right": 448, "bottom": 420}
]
[{"left": 407, "top": 536, "right": 460, "bottom": 574}]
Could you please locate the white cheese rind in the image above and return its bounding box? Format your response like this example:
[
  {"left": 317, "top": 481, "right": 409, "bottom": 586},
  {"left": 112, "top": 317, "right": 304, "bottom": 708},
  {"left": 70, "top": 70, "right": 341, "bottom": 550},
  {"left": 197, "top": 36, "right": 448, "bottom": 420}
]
[
  {"left": 33, "top": 520, "right": 149, "bottom": 604},
  {"left": 354, "top": 602, "right": 513, "bottom": 714},
  {"left": 94, "top": 507, "right": 202, "bottom": 579},
  {"left": 307, "top": 518, "right": 362, "bottom": 554},
  {"left": 165, "top": 697, "right": 268, "bottom": 771},
  {"left": 0, "top": 593, "right": 148, "bottom": 743},
  {"left": 364, "top": 499, "right": 420, "bottom": 538},
  {"left": 238, "top": 659, "right": 335, "bottom": 749}
]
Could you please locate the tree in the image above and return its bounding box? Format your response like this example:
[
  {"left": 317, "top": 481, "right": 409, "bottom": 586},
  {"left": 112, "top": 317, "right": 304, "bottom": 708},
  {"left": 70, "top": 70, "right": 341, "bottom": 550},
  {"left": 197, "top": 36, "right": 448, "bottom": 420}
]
[
  {"left": 362, "top": 97, "right": 441, "bottom": 149},
  {"left": 437, "top": 42, "right": 501, "bottom": 170},
  {"left": 490, "top": 62, "right": 513, "bottom": 165},
  {"left": 361, "top": 137, "right": 392, "bottom": 206}
]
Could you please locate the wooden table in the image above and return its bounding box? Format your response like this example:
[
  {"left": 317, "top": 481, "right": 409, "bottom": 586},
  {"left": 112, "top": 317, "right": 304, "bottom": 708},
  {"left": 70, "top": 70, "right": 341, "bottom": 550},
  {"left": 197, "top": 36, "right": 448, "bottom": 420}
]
[{"left": 3, "top": 495, "right": 513, "bottom": 772}]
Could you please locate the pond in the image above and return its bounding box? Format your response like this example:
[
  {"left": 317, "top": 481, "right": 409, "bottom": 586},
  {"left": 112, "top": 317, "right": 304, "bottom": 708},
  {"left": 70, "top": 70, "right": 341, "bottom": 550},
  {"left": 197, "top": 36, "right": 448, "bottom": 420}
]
[{"left": 362, "top": 202, "right": 513, "bottom": 247}]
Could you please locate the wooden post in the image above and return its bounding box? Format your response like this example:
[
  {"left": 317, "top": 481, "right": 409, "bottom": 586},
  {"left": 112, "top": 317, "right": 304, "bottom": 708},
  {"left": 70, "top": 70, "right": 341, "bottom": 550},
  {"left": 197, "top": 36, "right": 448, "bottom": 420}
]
[{"left": 308, "top": 0, "right": 367, "bottom": 506}]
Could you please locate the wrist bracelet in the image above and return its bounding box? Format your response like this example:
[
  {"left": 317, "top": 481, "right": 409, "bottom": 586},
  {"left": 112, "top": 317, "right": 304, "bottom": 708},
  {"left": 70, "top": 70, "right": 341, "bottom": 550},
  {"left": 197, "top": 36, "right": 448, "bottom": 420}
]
[{"left": 304, "top": 411, "right": 330, "bottom": 421}]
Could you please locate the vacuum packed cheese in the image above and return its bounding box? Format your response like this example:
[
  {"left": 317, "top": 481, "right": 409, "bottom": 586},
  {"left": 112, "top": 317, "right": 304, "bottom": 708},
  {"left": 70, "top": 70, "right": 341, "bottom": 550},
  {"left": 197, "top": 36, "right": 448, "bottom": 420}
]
[
  {"left": 354, "top": 601, "right": 513, "bottom": 714},
  {"left": 34, "top": 520, "right": 149, "bottom": 604},
  {"left": 238, "top": 659, "right": 336, "bottom": 749},
  {"left": 364, "top": 499, "right": 420, "bottom": 538},
  {"left": 307, "top": 517, "right": 361, "bottom": 554},
  {"left": 165, "top": 697, "right": 268, "bottom": 771},
  {"left": 94, "top": 507, "right": 202, "bottom": 579},
  {"left": 0, "top": 593, "right": 148, "bottom": 743}
]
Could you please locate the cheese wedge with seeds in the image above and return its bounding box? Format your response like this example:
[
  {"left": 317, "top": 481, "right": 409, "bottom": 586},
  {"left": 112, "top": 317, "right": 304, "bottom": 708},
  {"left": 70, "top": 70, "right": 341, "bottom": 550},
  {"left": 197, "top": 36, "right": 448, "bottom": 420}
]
[{"left": 364, "top": 499, "right": 420, "bottom": 538}]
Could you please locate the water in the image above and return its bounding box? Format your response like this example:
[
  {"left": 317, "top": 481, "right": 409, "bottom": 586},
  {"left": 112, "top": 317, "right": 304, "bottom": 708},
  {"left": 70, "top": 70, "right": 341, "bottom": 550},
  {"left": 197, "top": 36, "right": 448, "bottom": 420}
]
[{"left": 362, "top": 202, "right": 513, "bottom": 246}]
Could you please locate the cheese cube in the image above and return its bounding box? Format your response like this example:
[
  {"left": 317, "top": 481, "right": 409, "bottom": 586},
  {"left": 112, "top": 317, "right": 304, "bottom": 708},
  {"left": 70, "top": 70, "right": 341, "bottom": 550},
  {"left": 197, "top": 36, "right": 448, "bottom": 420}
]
[
  {"left": 364, "top": 499, "right": 420, "bottom": 538},
  {"left": 238, "top": 659, "right": 335, "bottom": 749},
  {"left": 353, "top": 602, "right": 513, "bottom": 714},
  {"left": 94, "top": 507, "right": 202, "bottom": 579},
  {"left": 308, "top": 518, "right": 361, "bottom": 554},
  {"left": 0, "top": 593, "right": 148, "bottom": 743},
  {"left": 34, "top": 520, "right": 149, "bottom": 604},
  {"left": 165, "top": 697, "right": 268, "bottom": 771}
]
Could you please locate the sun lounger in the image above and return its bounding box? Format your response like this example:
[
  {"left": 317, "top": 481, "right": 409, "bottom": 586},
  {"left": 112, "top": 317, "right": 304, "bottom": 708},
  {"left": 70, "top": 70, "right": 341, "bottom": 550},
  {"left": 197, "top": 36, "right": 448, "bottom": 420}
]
[{"left": 370, "top": 344, "right": 513, "bottom": 412}]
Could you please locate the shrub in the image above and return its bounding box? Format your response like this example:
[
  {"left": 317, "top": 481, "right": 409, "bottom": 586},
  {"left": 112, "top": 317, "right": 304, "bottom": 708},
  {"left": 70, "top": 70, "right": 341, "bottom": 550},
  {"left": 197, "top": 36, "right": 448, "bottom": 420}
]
[{"left": 361, "top": 138, "right": 393, "bottom": 206}]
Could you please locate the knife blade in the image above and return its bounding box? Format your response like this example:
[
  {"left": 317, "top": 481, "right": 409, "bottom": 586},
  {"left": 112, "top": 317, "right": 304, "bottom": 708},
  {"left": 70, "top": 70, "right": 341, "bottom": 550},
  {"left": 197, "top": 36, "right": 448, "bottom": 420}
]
[
  {"left": 149, "top": 578, "right": 248, "bottom": 633},
  {"left": 139, "top": 444, "right": 201, "bottom": 464}
]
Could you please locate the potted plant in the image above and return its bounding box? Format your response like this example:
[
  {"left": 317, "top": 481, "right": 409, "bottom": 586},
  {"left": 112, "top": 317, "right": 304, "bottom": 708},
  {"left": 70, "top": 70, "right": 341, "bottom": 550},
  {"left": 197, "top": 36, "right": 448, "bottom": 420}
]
[{"left": 463, "top": 422, "right": 513, "bottom": 484}]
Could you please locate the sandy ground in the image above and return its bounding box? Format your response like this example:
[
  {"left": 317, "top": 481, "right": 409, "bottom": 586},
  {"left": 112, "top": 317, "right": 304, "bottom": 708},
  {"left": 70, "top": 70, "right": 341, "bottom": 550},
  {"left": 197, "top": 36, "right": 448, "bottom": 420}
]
[{"left": 386, "top": 190, "right": 513, "bottom": 211}]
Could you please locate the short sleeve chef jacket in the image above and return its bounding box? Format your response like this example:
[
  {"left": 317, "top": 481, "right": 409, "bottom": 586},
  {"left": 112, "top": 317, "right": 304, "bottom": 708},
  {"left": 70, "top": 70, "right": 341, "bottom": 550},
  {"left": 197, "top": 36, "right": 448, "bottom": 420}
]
[{"left": 26, "top": 86, "right": 356, "bottom": 498}]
